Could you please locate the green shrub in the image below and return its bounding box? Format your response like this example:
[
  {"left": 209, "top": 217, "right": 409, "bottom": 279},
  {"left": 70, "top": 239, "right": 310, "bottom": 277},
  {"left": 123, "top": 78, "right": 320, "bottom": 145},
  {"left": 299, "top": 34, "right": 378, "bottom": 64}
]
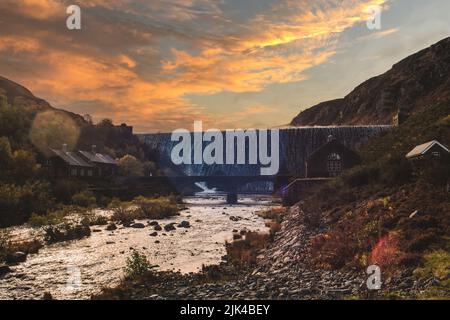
[
  {"left": 51, "top": 180, "right": 85, "bottom": 204},
  {"left": 109, "top": 199, "right": 137, "bottom": 224},
  {"left": 28, "top": 210, "right": 68, "bottom": 227},
  {"left": 342, "top": 164, "right": 380, "bottom": 187},
  {"left": 71, "top": 190, "right": 97, "bottom": 208},
  {"left": 124, "top": 249, "right": 153, "bottom": 278},
  {"left": 0, "top": 181, "right": 54, "bottom": 227},
  {"left": 132, "top": 196, "right": 179, "bottom": 219},
  {"left": 44, "top": 222, "right": 91, "bottom": 244},
  {"left": 414, "top": 250, "right": 450, "bottom": 299},
  {"left": 88, "top": 215, "right": 108, "bottom": 226}
]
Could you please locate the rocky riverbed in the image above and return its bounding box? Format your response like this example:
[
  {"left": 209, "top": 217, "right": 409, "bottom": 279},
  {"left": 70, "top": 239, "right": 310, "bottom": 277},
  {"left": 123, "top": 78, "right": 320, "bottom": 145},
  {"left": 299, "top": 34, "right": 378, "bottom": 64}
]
[
  {"left": 96, "top": 205, "right": 436, "bottom": 300},
  {"left": 0, "top": 196, "right": 273, "bottom": 300}
]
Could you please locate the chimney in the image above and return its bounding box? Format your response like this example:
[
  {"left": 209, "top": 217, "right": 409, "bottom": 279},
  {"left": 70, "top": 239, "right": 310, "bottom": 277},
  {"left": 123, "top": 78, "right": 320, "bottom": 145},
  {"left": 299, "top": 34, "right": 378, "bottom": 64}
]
[
  {"left": 62, "top": 143, "right": 68, "bottom": 153},
  {"left": 92, "top": 145, "right": 97, "bottom": 154}
]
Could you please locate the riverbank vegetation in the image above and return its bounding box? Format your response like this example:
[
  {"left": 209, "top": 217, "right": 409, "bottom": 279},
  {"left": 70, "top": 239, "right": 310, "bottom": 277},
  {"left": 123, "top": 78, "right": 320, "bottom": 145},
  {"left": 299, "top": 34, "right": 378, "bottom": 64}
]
[
  {"left": 123, "top": 249, "right": 156, "bottom": 279},
  {"left": 109, "top": 196, "right": 182, "bottom": 225},
  {"left": 0, "top": 92, "right": 162, "bottom": 228},
  {"left": 302, "top": 102, "right": 450, "bottom": 297},
  {"left": 0, "top": 230, "right": 43, "bottom": 264}
]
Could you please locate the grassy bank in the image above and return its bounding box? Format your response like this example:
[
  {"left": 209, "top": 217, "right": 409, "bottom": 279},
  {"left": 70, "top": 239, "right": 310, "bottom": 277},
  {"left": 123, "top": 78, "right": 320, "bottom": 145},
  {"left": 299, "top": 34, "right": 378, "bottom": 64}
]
[{"left": 300, "top": 102, "right": 450, "bottom": 298}]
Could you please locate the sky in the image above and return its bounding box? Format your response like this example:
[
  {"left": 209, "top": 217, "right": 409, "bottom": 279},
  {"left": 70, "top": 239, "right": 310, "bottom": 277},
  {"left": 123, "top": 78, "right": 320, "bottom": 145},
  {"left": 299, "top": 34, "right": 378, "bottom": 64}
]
[{"left": 0, "top": 0, "right": 449, "bottom": 133}]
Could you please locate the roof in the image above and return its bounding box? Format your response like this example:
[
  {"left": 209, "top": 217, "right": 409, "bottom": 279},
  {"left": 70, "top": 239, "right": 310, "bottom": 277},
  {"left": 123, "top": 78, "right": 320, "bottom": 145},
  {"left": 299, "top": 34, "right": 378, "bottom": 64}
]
[
  {"left": 308, "top": 138, "right": 356, "bottom": 160},
  {"left": 79, "top": 151, "right": 118, "bottom": 165},
  {"left": 50, "top": 149, "right": 93, "bottom": 167},
  {"left": 406, "top": 140, "right": 450, "bottom": 159}
]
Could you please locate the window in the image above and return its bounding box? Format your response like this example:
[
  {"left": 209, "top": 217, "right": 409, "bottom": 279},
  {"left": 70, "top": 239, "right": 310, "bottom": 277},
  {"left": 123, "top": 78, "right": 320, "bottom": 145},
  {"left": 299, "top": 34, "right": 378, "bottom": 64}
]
[
  {"left": 71, "top": 168, "right": 77, "bottom": 176},
  {"left": 432, "top": 151, "right": 440, "bottom": 157},
  {"left": 327, "top": 153, "right": 342, "bottom": 177},
  {"left": 80, "top": 169, "right": 85, "bottom": 176},
  {"left": 88, "top": 169, "right": 93, "bottom": 177}
]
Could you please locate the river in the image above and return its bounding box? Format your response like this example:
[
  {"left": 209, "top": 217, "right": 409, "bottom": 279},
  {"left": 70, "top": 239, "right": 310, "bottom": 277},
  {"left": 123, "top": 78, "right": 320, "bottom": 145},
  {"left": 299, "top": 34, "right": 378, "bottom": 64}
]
[{"left": 0, "top": 195, "right": 274, "bottom": 300}]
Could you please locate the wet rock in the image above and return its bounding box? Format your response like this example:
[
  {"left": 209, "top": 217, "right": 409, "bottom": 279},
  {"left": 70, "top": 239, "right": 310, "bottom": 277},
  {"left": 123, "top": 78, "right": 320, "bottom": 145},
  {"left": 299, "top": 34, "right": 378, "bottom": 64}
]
[
  {"left": 149, "top": 232, "right": 158, "bottom": 237},
  {"left": 0, "top": 264, "right": 12, "bottom": 276},
  {"left": 42, "top": 292, "right": 53, "bottom": 300},
  {"left": 6, "top": 252, "right": 27, "bottom": 264},
  {"left": 106, "top": 223, "right": 117, "bottom": 231},
  {"left": 164, "top": 224, "right": 176, "bottom": 232},
  {"left": 233, "top": 233, "right": 242, "bottom": 240},
  {"left": 148, "top": 221, "right": 159, "bottom": 226},
  {"left": 177, "top": 221, "right": 190, "bottom": 228},
  {"left": 154, "top": 225, "right": 162, "bottom": 231},
  {"left": 131, "top": 223, "right": 145, "bottom": 229},
  {"left": 122, "top": 220, "right": 134, "bottom": 227}
]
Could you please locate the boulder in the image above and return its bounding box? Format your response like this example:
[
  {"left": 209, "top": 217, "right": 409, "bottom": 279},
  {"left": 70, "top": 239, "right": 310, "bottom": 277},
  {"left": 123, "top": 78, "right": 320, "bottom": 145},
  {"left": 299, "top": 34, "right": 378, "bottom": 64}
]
[
  {"left": 42, "top": 292, "right": 53, "bottom": 300},
  {"left": 6, "top": 252, "right": 27, "bottom": 264},
  {"left": 177, "top": 221, "right": 190, "bottom": 228},
  {"left": 148, "top": 221, "right": 159, "bottom": 226},
  {"left": 131, "top": 223, "right": 145, "bottom": 229},
  {"left": 233, "top": 233, "right": 242, "bottom": 240},
  {"left": 164, "top": 224, "right": 176, "bottom": 232},
  {"left": 122, "top": 220, "right": 134, "bottom": 227},
  {"left": 106, "top": 222, "right": 117, "bottom": 231},
  {"left": 154, "top": 225, "right": 162, "bottom": 231},
  {"left": 0, "top": 264, "right": 12, "bottom": 276},
  {"left": 149, "top": 232, "right": 158, "bottom": 237}
]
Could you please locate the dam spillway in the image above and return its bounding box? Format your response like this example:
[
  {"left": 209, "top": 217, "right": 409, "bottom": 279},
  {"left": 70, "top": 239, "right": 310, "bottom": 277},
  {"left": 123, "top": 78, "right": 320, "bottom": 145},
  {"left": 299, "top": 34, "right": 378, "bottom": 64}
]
[{"left": 137, "top": 125, "right": 392, "bottom": 179}]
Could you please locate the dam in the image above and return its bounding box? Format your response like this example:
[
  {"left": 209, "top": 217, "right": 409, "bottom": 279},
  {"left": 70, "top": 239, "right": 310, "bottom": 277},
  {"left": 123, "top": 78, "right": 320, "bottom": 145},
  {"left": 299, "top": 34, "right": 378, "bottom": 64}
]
[{"left": 137, "top": 126, "right": 392, "bottom": 180}]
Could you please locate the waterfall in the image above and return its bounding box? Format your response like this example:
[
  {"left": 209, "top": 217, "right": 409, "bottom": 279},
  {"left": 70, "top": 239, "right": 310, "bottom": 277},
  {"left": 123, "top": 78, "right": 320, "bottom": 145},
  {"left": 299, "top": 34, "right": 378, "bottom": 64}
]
[{"left": 195, "top": 182, "right": 219, "bottom": 194}]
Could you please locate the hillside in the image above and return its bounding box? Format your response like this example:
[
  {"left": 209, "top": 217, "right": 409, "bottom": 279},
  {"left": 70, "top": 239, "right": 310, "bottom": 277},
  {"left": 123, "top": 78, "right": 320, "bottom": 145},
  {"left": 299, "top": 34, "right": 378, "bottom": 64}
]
[
  {"left": 0, "top": 75, "right": 151, "bottom": 157},
  {"left": 291, "top": 37, "right": 450, "bottom": 126},
  {"left": 0, "top": 75, "right": 156, "bottom": 227}
]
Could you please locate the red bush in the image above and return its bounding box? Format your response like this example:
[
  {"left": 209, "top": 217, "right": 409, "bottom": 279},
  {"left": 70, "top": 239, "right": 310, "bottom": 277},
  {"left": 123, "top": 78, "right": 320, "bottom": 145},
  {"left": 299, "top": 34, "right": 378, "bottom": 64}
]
[{"left": 369, "top": 233, "right": 400, "bottom": 270}]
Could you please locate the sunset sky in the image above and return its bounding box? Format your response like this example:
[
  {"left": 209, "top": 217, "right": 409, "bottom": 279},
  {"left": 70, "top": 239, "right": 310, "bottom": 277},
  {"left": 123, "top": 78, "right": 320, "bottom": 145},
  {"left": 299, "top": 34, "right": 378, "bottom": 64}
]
[{"left": 0, "top": 0, "right": 449, "bottom": 132}]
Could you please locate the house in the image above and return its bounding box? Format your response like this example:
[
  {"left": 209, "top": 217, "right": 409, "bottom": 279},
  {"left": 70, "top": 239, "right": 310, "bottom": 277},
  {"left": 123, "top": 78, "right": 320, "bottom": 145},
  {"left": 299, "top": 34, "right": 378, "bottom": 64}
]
[
  {"left": 305, "top": 136, "right": 361, "bottom": 178},
  {"left": 42, "top": 144, "right": 118, "bottom": 178},
  {"left": 78, "top": 145, "right": 118, "bottom": 177},
  {"left": 405, "top": 140, "right": 449, "bottom": 160},
  {"left": 406, "top": 140, "right": 450, "bottom": 192}
]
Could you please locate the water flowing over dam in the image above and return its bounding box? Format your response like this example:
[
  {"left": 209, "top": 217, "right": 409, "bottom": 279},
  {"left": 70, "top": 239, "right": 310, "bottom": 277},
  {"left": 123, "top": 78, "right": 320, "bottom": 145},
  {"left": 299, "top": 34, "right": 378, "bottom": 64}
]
[{"left": 138, "top": 126, "right": 392, "bottom": 180}]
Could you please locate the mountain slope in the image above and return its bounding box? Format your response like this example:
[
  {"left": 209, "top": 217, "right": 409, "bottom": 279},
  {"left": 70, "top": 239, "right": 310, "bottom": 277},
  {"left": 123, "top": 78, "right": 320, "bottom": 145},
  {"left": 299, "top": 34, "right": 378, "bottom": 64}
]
[
  {"left": 291, "top": 37, "right": 450, "bottom": 126},
  {"left": 0, "top": 75, "right": 88, "bottom": 123}
]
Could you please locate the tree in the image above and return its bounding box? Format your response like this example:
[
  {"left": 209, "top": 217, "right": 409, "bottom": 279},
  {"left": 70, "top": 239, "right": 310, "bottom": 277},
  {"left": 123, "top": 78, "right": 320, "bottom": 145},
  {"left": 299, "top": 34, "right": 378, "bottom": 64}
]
[
  {"left": 0, "top": 137, "right": 12, "bottom": 180},
  {"left": 10, "top": 150, "right": 39, "bottom": 184},
  {"left": 118, "top": 155, "right": 144, "bottom": 177}
]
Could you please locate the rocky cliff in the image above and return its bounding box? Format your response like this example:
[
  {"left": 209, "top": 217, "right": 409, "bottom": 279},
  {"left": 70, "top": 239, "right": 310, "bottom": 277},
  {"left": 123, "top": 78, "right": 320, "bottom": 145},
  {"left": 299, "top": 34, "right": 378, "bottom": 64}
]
[{"left": 291, "top": 37, "right": 450, "bottom": 126}]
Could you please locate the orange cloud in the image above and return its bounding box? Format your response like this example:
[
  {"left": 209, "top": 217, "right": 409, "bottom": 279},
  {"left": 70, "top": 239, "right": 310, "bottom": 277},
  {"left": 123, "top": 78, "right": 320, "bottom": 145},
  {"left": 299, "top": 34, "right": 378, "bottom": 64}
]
[{"left": 0, "top": 0, "right": 389, "bottom": 132}]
